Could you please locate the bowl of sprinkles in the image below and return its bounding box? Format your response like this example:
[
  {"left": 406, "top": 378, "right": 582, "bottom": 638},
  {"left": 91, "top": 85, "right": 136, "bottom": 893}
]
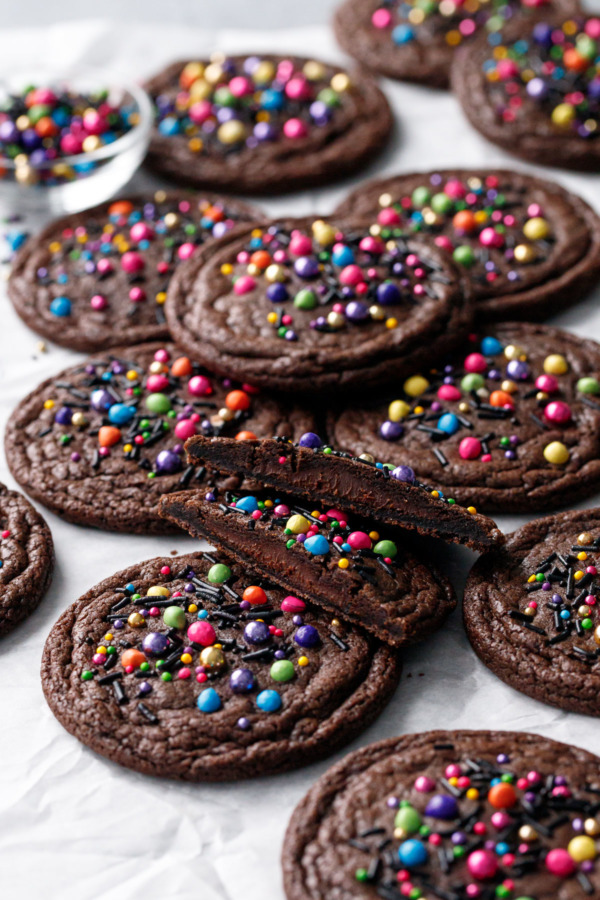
[{"left": 0, "top": 69, "right": 152, "bottom": 216}]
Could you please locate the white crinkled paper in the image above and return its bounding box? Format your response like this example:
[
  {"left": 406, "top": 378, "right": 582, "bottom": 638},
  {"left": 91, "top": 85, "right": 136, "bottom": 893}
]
[{"left": 1, "top": 19, "right": 600, "bottom": 900}]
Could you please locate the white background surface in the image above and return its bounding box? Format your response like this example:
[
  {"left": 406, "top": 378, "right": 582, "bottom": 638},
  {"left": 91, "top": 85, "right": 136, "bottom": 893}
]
[{"left": 1, "top": 19, "right": 600, "bottom": 900}]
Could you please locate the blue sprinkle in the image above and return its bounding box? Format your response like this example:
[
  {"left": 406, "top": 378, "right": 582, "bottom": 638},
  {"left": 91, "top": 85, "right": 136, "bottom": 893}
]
[
  {"left": 108, "top": 403, "right": 136, "bottom": 426},
  {"left": 125, "top": 583, "right": 136, "bottom": 593},
  {"left": 398, "top": 839, "right": 428, "bottom": 868},
  {"left": 158, "top": 116, "right": 180, "bottom": 136},
  {"left": 481, "top": 336, "right": 503, "bottom": 356},
  {"left": 197, "top": 610, "right": 209, "bottom": 619},
  {"left": 304, "top": 535, "right": 330, "bottom": 556},
  {"left": 49, "top": 296, "right": 71, "bottom": 317},
  {"left": 392, "top": 24, "right": 414, "bottom": 44},
  {"left": 256, "top": 689, "right": 282, "bottom": 712},
  {"left": 235, "top": 495, "right": 259, "bottom": 513},
  {"left": 437, "top": 413, "right": 460, "bottom": 435},
  {"left": 560, "top": 609, "right": 571, "bottom": 620},
  {"left": 197, "top": 688, "right": 222, "bottom": 713}
]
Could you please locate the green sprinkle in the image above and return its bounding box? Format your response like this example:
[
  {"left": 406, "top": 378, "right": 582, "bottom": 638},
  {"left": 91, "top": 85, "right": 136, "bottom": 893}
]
[{"left": 81, "top": 670, "right": 94, "bottom": 681}]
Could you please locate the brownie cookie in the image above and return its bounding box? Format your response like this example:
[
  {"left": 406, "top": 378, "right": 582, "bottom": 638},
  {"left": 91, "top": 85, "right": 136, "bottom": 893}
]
[
  {"left": 165, "top": 217, "right": 472, "bottom": 395},
  {"left": 184, "top": 434, "right": 503, "bottom": 551},
  {"left": 41, "top": 551, "right": 401, "bottom": 780},
  {"left": 464, "top": 508, "right": 600, "bottom": 716},
  {"left": 335, "top": 169, "right": 600, "bottom": 321},
  {"left": 334, "top": 0, "right": 580, "bottom": 88},
  {"left": 0, "top": 483, "right": 53, "bottom": 637},
  {"left": 160, "top": 488, "right": 456, "bottom": 648},
  {"left": 144, "top": 54, "right": 393, "bottom": 194},
  {"left": 452, "top": 15, "right": 600, "bottom": 171},
  {"left": 8, "top": 191, "right": 261, "bottom": 353},
  {"left": 5, "top": 343, "right": 314, "bottom": 534},
  {"left": 329, "top": 322, "right": 600, "bottom": 513},
  {"left": 283, "top": 729, "right": 600, "bottom": 900}
]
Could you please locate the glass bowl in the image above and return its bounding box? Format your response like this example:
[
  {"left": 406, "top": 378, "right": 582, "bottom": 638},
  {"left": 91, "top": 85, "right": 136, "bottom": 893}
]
[{"left": 0, "top": 69, "right": 153, "bottom": 219}]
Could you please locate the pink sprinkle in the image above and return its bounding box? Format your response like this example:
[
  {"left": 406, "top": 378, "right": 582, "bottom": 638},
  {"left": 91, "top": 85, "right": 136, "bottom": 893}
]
[{"left": 372, "top": 7, "right": 392, "bottom": 27}]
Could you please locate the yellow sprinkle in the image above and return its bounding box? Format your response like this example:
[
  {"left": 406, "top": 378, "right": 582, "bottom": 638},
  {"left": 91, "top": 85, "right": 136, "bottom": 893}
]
[
  {"left": 103, "top": 633, "right": 113, "bottom": 641},
  {"left": 126, "top": 369, "right": 138, "bottom": 381},
  {"left": 187, "top": 604, "right": 198, "bottom": 613},
  {"left": 331, "top": 618, "right": 341, "bottom": 627},
  {"left": 311, "top": 511, "right": 321, "bottom": 518},
  {"left": 251, "top": 228, "right": 264, "bottom": 238},
  {"left": 76, "top": 234, "right": 87, "bottom": 244},
  {"left": 298, "top": 656, "right": 309, "bottom": 666},
  {"left": 96, "top": 646, "right": 107, "bottom": 655},
  {"left": 214, "top": 642, "right": 223, "bottom": 648},
  {"left": 43, "top": 399, "right": 55, "bottom": 409},
  {"left": 123, "top": 444, "right": 133, "bottom": 453},
  {"left": 156, "top": 292, "right": 167, "bottom": 305},
  {"left": 446, "top": 30, "right": 462, "bottom": 45},
  {"left": 578, "top": 552, "right": 588, "bottom": 561},
  {"left": 431, "top": 490, "right": 440, "bottom": 498},
  {"left": 338, "top": 558, "right": 350, "bottom": 569},
  {"left": 449, "top": 776, "right": 459, "bottom": 786},
  {"left": 221, "top": 263, "right": 233, "bottom": 275},
  {"left": 385, "top": 317, "right": 398, "bottom": 329},
  {"left": 413, "top": 405, "right": 424, "bottom": 415},
  {"left": 563, "top": 19, "right": 578, "bottom": 34},
  {"left": 574, "top": 571, "right": 584, "bottom": 581},
  {"left": 188, "top": 137, "right": 203, "bottom": 152},
  {"left": 467, "top": 506, "right": 477, "bottom": 515},
  {"left": 466, "top": 788, "right": 479, "bottom": 800},
  {"left": 181, "top": 653, "right": 192, "bottom": 664},
  {"left": 48, "top": 241, "right": 62, "bottom": 253},
  {"left": 369, "top": 531, "right": 379, "bottom": 541},
  {"left": 267, "top": 311, "right": 278, "bottom": 324},
  {"left": 474, "top": 210, "right": 488, "bottom": 224},
  {"left": 528, "top": 575, "right": 536, "bottom": 583},
  {"left": 264, "top": 499, "right": 274, "bottom": 508}
]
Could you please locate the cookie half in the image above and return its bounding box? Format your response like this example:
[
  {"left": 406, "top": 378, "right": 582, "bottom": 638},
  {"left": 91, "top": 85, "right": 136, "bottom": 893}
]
[
  {"left": 333, "top": 0, "right": 579, "bottom": 88},
  {"left": 328, "top": 322, "right": 600, "bottom": 513},
  {"left": 452, "top": 14, "right": 600, "bottom": 171},
  {"left": 183, "top": 434, "right": 503, "bottom": 552},
  {"left": 283, "top": 729, "right": 600, "bottom": 900},
  {"left": 144, "top": 54, "right": 392, "bottom": 194},
  {"left": 5, "top": 343, "right": 314, "bottom": 534},
  {"left": 160, "top": 488, "right": 456, "bottom": 648},
  {"left": 8, "top": 191, "right": 261, "bottom": 353},
  {"left": 0, "top": 482, "right": 53, "bottom": 637},
  {"left": 41, "top": 551, "right": 400, "bottom": 780},
  {"left": 335, "top": 169, "right": 600, "bottom": 321},
  {"left": 465, "top": 507, "right": 600, "bottom": 716},
  {"left": 165, "top": 217, "right": 472, "bottom": 395}
]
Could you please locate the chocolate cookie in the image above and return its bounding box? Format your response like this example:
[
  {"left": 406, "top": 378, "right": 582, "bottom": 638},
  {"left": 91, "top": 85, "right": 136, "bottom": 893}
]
[
  {"left": 41, "top": 551, "right": 401, "bottom": 780},
  {"left": 328, "top": 322, "right": 600, "bottom": 513},
  {"left": 183, "top": 434, "right": 503, "bottom": 551},
  {"left": 165, "top": 217, "right": 472, "bottom": 395},
  {"left": 334, "top": 0, "right": 579, "bottom": 88},
  {"left": 5, "top": 343, "right": 314, "bottom": 534},
  {"left": 144, "top": 54, "right": 393, "bottom": 194},
  {"left": 464, "top": 508, "right": 600, "bottom": 716},
  {"left": 452, "top": 15, "right": 600, "bottom": 171},
  {"left": 0, "top": 483, "right": 53, "bottom": 637},
  {"left": 8, "top": 191, "right": 261, "bottom": 353},
  {"left": 160, "top": 488, "right": 456, "bottom": 648},
  {"left": 283, "top": 729, "right": 600, "bottom": 900},
  {"left": 335, "top": 169, "right": 600, "bottom": 321}
]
